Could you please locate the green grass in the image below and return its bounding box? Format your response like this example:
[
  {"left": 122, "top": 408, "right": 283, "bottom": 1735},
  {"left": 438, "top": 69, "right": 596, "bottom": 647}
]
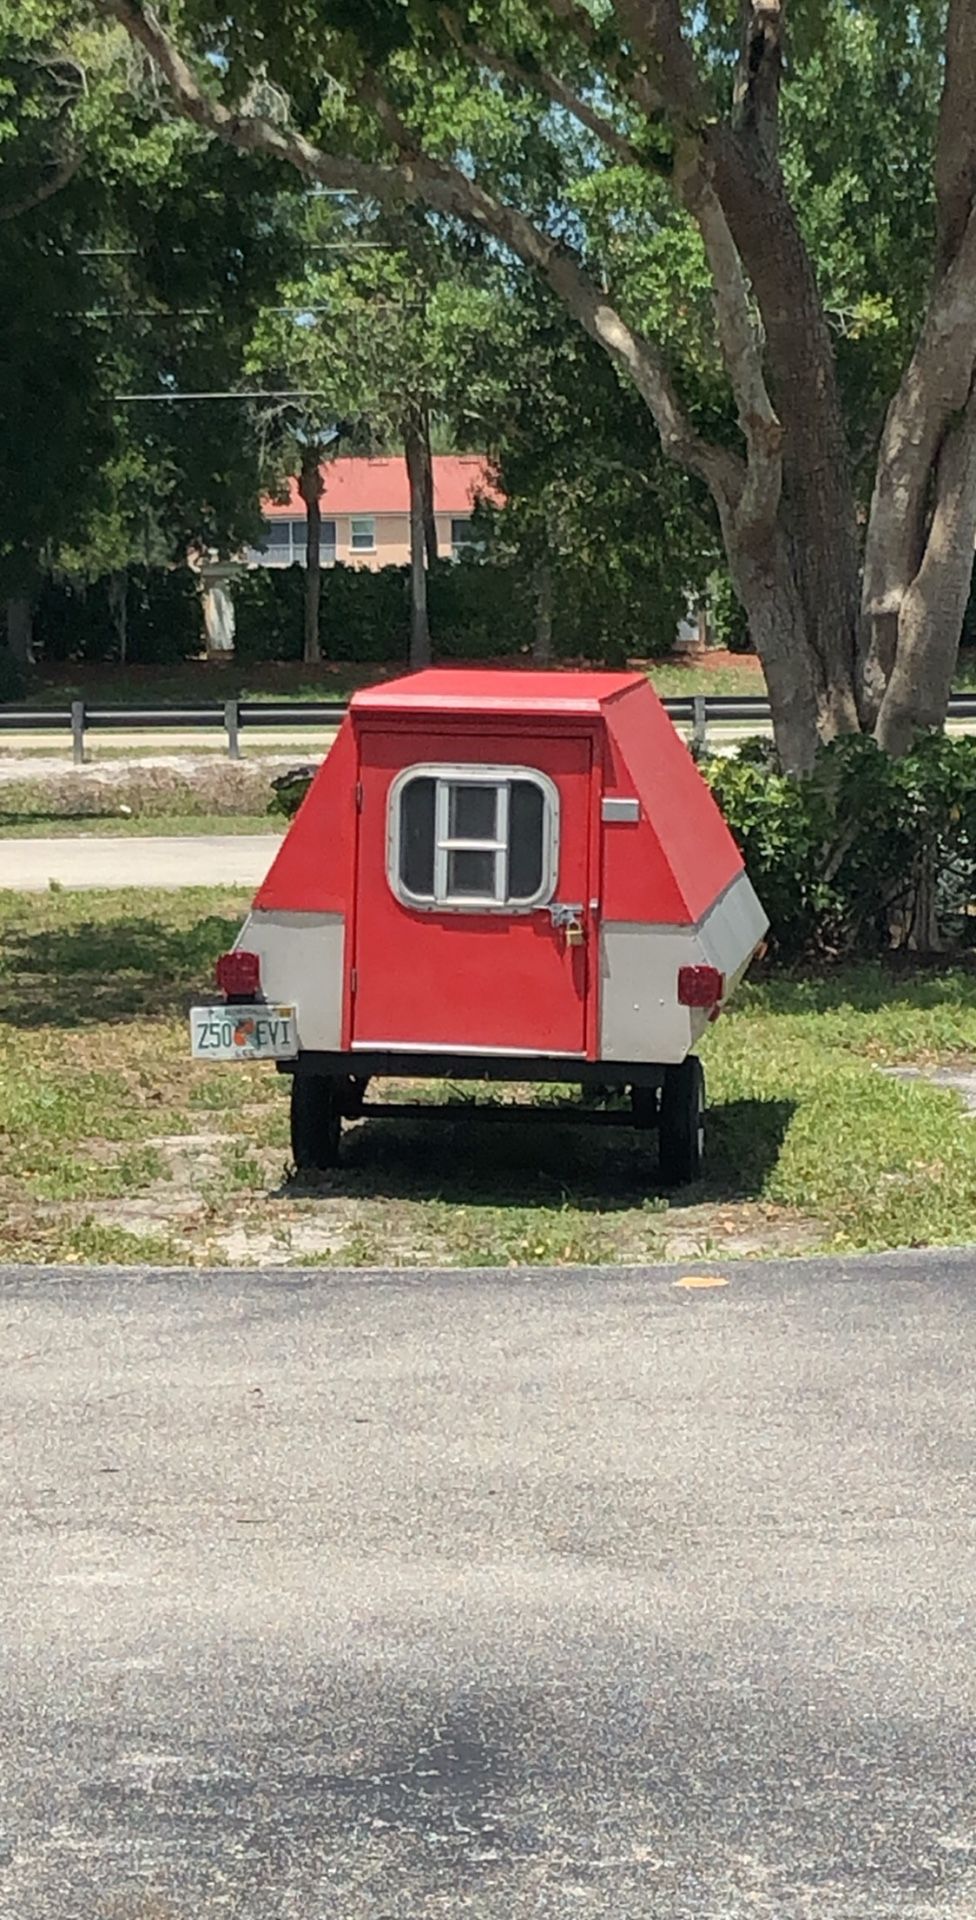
[
  {"left": 0, "top": 812, "right": 278, "bottom": 838},
  {"left": 2, "top": 888, "right": 976, "bottom": 1265},
  {"left": 14, "top": 647, "right": 976, "bottom": 712},
  {"left": 16, "top": 655, "right": 767, "bottom": 709}
]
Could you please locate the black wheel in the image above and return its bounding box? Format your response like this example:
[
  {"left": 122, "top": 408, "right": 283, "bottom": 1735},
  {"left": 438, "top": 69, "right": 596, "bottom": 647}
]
[
  {"left": 630, "top": 1083, "right": 659, "bottom": 1130},
  {"left": 290, "top": 1073, "right": 341, "bottom": 1171},
  {"left": 659, "top": 1056, "right": 705, "bottom": 1185}
]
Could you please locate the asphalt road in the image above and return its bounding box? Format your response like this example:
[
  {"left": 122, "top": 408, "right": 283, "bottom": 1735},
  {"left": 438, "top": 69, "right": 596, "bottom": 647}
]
[
  {"left": 2, "top": 1250, "right": 975, "bottom": 1919},
  {"left": 0, "top": 832, "right": 282, "bottom": 889}
]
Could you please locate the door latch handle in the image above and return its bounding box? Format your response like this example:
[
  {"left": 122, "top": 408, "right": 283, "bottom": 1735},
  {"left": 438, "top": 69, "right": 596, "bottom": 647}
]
[
  {"left": 548, "top": 902, "right": 583, "bottom": 928},
  {"left": 548, "top": 902, "right": 585, "bottom": 946}
]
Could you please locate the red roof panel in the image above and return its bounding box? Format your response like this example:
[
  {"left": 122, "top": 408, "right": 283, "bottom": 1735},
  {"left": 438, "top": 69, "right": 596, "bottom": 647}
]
[
  {"left": 352, "top": 668, "right": 643, "bottom": 718},
  {"left": 263, "top": 455, "right": 501, "bottom": 518}
]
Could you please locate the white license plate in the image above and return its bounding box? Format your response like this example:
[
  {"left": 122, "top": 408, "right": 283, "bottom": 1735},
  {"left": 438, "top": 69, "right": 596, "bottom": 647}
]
[{"left": 189, "top": 1004, "right": 298, "bottom": 1061}]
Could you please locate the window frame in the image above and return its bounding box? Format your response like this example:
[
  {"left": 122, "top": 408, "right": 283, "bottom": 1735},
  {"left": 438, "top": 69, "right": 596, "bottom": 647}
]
[
  {"left": 387, "top": 762, "right": 559, "bottom": 914},
  {"left": 252, "top": 516, "right": 336, "bottom": 567},
  {"left": 350, "top": 515, "right": 376, "bottom": 553}
]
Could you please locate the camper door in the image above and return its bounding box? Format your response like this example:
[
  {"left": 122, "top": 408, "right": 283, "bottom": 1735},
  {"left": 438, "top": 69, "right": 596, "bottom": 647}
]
[{"left": 350, "top": 732, "right": 593, "bottom": 1056}]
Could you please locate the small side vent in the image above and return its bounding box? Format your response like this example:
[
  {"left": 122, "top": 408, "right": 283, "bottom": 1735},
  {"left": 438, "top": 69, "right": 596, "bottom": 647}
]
[{"left": 601, "top": 796, "right": 640, "bottom": 824}]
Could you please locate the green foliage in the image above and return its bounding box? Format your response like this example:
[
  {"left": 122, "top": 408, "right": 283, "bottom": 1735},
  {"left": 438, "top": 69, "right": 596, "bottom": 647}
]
[
  {"left": 709, "top": 569, "right": 751, "bottom": 651},
  {"left": 35, "top": 567, "right": 201, "bottom": 664},
  {"left": 269, "top": 765, "right": 316, "bottom": 819},
  {"left": 0, "top": 647, "right": 26, "bottom": 700},
  {"left": 231, "top": 549, "right": 683, "bottom": 669},
  {"left": 706, "top": 733, "right": 976, "bottom": 960}
]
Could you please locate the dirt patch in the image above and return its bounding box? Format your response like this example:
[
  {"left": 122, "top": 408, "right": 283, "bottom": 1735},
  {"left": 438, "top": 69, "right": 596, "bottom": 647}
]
[{"left": 14, "top": 1121, "right": 823, "bottom": 1269}]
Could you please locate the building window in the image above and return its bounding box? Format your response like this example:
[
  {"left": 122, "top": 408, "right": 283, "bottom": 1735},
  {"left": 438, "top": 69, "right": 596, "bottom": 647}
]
[
  {"left": 450, "top": 516, "right": 480, "bottom": 557},
  {"left": 389, "top": 764, "right": 558, "bottom": 912},
  {"left": 350, "top": 516, "right": 375, "bottom": 552},
  {"left": 249, "top": 517, "right": 336, "bottom": 567}
]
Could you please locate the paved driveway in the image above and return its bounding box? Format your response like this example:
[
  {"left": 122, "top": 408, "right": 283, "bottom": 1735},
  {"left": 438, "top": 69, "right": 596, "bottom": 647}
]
[
  {"left": 0, "top": 832, "right": 281, "bottom": 889},
  {"left": 2, "top": 1250, "right": 975, "bottom": 1917}
]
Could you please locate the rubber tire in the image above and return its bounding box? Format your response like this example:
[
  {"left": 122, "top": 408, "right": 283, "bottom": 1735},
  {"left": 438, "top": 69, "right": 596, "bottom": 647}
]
[
  {"left": 290, "top": 1074, "right": 341, "bottom": 1171},
  {"left": 658, "top": 1056, "right": 705, "bottom": 1186}
]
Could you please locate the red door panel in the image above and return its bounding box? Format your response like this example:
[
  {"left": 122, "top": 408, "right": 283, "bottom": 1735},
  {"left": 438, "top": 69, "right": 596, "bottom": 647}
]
[{"left": 351, "top": 731, "right": 592, "bottom": 1055}]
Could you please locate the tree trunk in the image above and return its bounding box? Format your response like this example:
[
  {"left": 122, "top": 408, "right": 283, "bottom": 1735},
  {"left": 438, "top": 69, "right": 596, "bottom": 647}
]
[
  {"left": 709, "top": 143, "right": 863, "bottom": 737},
  {"left": 6, "top": 593, "right": 33, "bottom": 666},
  {"left": 404, "top": 416, "right": 432, "bottom": 669},
  {"left": 107, "top": 569, "right": 128, "bottom": 664},
  {"left": 297, "top": 442, "right": 323, "bottom": 665},
  {"left": 532, "top": 560, "right": 554, "bottom": 664},
  {"left": 718, "top": 506, "right": 822, "bottom": 772},
  {"left": 422, "top": 409, "right": 438, "bottom": 567},
  {"left": 872, "top": 387, "right": 976, "bottom": 755}
]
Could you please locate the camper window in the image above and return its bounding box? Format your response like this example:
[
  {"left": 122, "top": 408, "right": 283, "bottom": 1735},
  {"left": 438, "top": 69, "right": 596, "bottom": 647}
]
[{"left": 390, "top": 765, "right": 557, "bottom": 911}]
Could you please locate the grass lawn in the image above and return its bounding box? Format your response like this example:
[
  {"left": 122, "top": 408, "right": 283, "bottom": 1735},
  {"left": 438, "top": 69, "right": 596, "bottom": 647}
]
[
  {"left": 3, "top": 887, "right": 976, "bottom": 1268},
  {"left": 13, "top": 647, "right": 976, "bottom": 711},
  {"left": 0, "top": 812, "right": 278, "bottom": 838},
  {"left": 17, "top": 654, "right": 767, "bottom": 709}
]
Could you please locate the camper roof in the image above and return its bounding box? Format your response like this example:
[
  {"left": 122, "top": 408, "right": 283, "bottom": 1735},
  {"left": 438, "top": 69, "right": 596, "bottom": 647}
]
[{"left": 350, "top": 668, "right": 644, "bottom": 720}]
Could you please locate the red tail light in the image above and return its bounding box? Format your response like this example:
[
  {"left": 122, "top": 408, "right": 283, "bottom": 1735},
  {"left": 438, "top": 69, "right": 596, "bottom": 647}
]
[
  {"left": 678, "top": 964, "right": 724, "bottom": 1008},
  {"left": 216, "top": 949, "right": 261, "bottom": 998}
]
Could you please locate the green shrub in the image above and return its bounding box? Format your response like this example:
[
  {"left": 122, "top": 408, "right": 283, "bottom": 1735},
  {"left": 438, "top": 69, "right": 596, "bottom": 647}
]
[
  {"left": 233, "top": 556, "right": 656, "bottom": 665},
  {"left": 35, "top": 576, "right": 116, "bottom": 663},
  {"left": 0, "top": 647, "right": 27, "bottom": 701},
  {"left": 233, "top": 563, "right": 410, "bottom": 663},
  {"left": 35, "top": 567, "right": 201, "bottom": 665},
  {"left": 269, "top": 765, "right": 316, "bottom": 819},
  {"left": 706, "top": 732, "right": 976, "bottom": 959},
  {"left": 232, "top": 565, "right": 305, "bottom": 663},
  {"left": 125, "top": 566, "right": 200, "bottom": 663}
]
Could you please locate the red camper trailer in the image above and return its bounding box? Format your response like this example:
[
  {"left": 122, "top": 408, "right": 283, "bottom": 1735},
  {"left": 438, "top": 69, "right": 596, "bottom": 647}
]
[{"left": 190, "top": 670, "right": 767, "bottom": 1183}]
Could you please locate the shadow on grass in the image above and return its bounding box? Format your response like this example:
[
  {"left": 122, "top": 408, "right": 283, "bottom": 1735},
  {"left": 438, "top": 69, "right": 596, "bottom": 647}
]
[
  {"left": 283, "top": 1095, "right": 796, "bottom": 1214},
  {"left": 0, "top": 913, "right": 241, "bottom": 1027}
]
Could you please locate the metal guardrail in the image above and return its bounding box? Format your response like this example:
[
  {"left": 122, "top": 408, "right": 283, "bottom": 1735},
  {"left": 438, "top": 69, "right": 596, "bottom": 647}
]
[{"left": 3, "top": 692, "right": 976, "bottom": 764}]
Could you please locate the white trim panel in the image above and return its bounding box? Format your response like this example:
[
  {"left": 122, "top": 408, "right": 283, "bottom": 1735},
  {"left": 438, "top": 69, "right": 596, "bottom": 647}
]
[
  {"left": 236, "top": 909, "right": 345, "bottom": 1050},
  {"left": 599, "top": 870, "right": 767, "bottom": 1064}
]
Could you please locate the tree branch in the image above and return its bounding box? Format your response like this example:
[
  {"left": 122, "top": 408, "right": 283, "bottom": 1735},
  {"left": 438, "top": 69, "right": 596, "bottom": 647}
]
[
  {"left": 438, "top": 12, "right": 643, "bottom": 168},
  {"left": 540, "top": 0, "right": 664, "bottom": 120},
  {"left": 935, "top": 0, "right": 976, "bottom": 274},
  {"left": 100, "top": 0, "right": 743, "bottom": 509},
  {"left": 607, "top": 0, "right": 706, "bottom": 123},
  {"left": 674, "top": 145, "right": 782, "bottom": 535},
  {"left": 864, "top": 195, "right": 976, "bottom": 625},
  {"left": 732, "top": 0, "right": 783, "bottom": 163},
  {"left": 0, "top": 150, "right": 83, "bottom": 222}
]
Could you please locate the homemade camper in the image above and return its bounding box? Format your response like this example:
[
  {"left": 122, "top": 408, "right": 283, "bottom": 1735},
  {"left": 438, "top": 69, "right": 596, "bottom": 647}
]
[{"left": 190, "top": 669, "right": 767, "bottom": 1183}]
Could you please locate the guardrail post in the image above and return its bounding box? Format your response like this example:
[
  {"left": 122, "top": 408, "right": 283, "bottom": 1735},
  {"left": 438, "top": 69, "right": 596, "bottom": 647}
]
[
  {"left": 71, "top": 700, "right": 86, "bottom": 767},
  {"left": 224, "top": 699, "right": 241, "bottom": 761},
  {"left": 692, "top": 695, "right": 707, "bottom": 755}
]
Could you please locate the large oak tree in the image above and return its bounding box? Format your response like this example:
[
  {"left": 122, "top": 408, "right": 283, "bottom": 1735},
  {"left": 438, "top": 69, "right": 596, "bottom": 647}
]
[{"left": 99, "top": 0, "right": 974, "bottom": 768}]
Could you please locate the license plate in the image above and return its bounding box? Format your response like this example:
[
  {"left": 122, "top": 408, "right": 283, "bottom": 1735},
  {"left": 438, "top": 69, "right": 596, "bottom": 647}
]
[{"left": 189, "top": 1004, "right": 298, "bottom": 1061}]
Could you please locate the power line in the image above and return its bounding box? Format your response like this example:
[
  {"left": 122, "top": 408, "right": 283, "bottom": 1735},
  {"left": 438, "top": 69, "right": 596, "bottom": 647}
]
[
  {"left": 75, "top": 240, "right": 390, "bottom": 257},
  {"left": 72, "top": 301, "right": 422, "bottom": 319},
  {"left": 115, "top": 389, "right": 338, "bottom": 402}
]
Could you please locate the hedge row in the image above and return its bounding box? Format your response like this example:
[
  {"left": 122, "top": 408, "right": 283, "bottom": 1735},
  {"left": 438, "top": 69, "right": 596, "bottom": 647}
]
[
  {"left": 27, "top": 555, "right": 685, "bottom": 668},
  {"left": 231, "top": 559, "right": 651, "bottom": 664},
  {"left": 35, "top": 568, "right": 202, "bottom": 665}
]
